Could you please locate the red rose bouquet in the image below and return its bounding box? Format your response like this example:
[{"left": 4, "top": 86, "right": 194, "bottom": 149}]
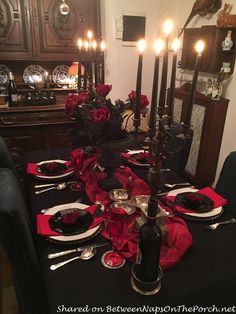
[
  {"left": 65, "top": 83, "right": 150, "bottom": 148},
  {"left": 66, "top": 84, "right": 128, "bottom": 147}
]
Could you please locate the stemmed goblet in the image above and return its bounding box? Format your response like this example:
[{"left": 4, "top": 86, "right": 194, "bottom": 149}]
[
  {"left": 70, "top": 170, "right": 85, "bottom": 191},
  {"left": 101, "top": 207, "right": 127, "bottom": 269}
]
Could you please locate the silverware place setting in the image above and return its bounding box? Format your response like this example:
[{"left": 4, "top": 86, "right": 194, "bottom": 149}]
[
  {"left": 48, "top": 242, "right": 108, "bottom": 259},
  {"left": 34, "top": 180, "right": 77, "bottom": 189},
  {"left": 205, "top": 218, "right": 236, "bottom": 230},
  {"left": 35, "top": 182, "right": 67, "bottom": 194},
  {"left": 50, "top": 247, "right": 96, "bottom": 270},
  {"left": 34, "top": 180, "right": 77, "bottom": 194},
  {"left": 164, "top": 182, "right": 192, "bottom": 189}
]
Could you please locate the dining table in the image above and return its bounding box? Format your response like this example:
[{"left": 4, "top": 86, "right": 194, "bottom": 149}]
[{"left": 24, "top": 148, "right": 236, "bottom": 314}]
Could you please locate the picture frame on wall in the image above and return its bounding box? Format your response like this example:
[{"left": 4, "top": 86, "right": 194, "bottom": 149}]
[{"left": 121, "top": 11, "right": 146, "bottom": 46}]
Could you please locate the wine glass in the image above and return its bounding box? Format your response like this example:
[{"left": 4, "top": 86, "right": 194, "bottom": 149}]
[
  {"left": 101, "top": 208, "right": 126, "bottom": 269},
  {"left": 70, "top": 170, "right": 85, "bottom": 192}
]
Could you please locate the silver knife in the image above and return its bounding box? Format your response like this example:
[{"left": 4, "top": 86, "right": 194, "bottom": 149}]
[
  {"left": 34, "top": 180, "right": 77, "bottom": 189},
  {"left": 47, "top": 242, "right": 109, "bottom": 259}
]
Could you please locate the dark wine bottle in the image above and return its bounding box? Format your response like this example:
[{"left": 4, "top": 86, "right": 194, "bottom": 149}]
[
  {"left": 8, "top": 72, "right": 18, "bottom": 106},
  {"left": 136, "top": 198, "right": 162, "bottom": 282}
]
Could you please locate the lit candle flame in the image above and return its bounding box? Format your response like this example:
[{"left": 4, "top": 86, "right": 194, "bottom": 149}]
[
  {"left": 163, "top": 20, "right": 174, "bottom": 36},
  {"left": 154, "top": 39, "right": 164, "bottom": 54},
  {"left": 137, "top": 39, "right": 146, "bottom": 53},
  {"left": 172, "top": 38, "right": 181, "bottom": 52},
  {"left": 87, "top": 30, "right": 93, "bottom": 40},
  {"left": 92, "top": 40, "right": 97, "bottom": 50},
  {"left": 77, "top": 39, "right": 83, "bottom": 49},
  {"left": 195, "top": 40, "right": 205, "bottom": 54},
  {"left": 84, "top": 41, "right": 89, "bottom": 50},
  {"left": 100, "top": 41, "right": 106, "bottom": 51}
]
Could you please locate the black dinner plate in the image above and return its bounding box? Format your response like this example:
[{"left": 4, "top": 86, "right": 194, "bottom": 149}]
[
  {"left": 49, "top": 208, "right": 93, "bottom": 236},
  {"left": 37, "top": 161, "right": 67, "bottom": 176},
  {"left": 175, "top": 192, "right": 214, "bottom": 213}
]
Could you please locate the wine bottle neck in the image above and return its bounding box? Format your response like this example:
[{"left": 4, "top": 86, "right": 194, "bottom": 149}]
[{"left": 146, "top": 198, "right": 158, "bottom": 223}]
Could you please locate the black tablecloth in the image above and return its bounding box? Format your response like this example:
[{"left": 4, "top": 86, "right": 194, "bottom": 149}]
[{"left": 25, "top": 149, "right": 236, "bottom": 313}]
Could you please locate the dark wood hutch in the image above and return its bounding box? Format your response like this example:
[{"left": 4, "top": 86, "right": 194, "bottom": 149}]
[
  {"left": 0, "top": 0, "right": 101, "bottom": 171},
  {"left": 181, "top": 25, "right": 236, "bottom": 74}
]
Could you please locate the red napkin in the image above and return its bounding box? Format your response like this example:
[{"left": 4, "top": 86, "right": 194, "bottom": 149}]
[
  {"left": 101, "top": 208, "right": 192, "bottom": 269},
  {"left": 165, "top": 187, "right": 227, "bottom": 214},
  {"left": 80, "top": 156, "right": 150, "bottom": 205},
  {"left": 27, "top": 161, "right": 73, "bottom": 176},
  {"left": 36, "top": 204, "right": 103, "bottom": 236}
]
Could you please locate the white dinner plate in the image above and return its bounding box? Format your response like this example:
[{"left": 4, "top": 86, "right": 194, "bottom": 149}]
[
  {"left": 123, "top": 150, "right": 149, "bottom": 167},
  {"left": 167, "top": 187, "right": 223, "bottom": 220},
  {"left": 35, "top": 159, "right": 74, "bottom": 180},
  {"left": 44, "top": 202, "right": 102, "bottom": 243}
]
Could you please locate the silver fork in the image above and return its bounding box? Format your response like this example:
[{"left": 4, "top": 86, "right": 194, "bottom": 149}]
[{"left": 205, "top": 218, "right": 236, "bottom": 230}]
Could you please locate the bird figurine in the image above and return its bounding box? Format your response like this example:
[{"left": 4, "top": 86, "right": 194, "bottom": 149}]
[{"left": 178, "top": 0, "right": 222, "bottom": 37}]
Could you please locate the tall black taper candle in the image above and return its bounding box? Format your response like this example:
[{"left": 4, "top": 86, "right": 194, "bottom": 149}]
[
  {"left": 158, "top": 36, "right": 168, "bottom": 116},
  {"left": 78, "top": 62, "right": 82, "bottom": 92},
  {"left": 100, "top": 41, "right": 106, "bottom": 83},
  {"left": 149, "top": 39, "right": 164, "bottom": 138},
  {"left": 134, "top": 39, "right": 146, "bottom": 131},
  {"left": 167, "top": 39, "right": 180, "bottom": 126},
  {"left": 158, "top": 20, "right": 173, "bottom": 117},
  {"left": 184, "top": 40, "right": 205, "bottom": 129}
]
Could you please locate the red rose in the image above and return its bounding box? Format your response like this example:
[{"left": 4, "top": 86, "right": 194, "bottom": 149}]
[
  {"left": 90, "top": 106, "right": 111, "bottom": 124},
  {"left": 45, "top": 161, "right": 58, "bottom": 173},
  {"left": 78, "top": 92, "right": 90, "bottom": 104},
  {"left": 61, "top": 210, "right": 80, "bottom": 224},
  {"left": 96, "top": 84, "right": 112, "bottom": 97},
  {"left": 70, "top": 148, "right": 85, "bottom": 177},
  {"left": 128, "top": 90, "right": 136, "bottom": 102},
  {"left": 128, "top": 90, "right": 149, "bottom": 111},
  {"left": 140, "top": 95, "right": 149, "bottom": 111},
  {"left": 65, "top": 94, "right": 78, "bottom": 111}
]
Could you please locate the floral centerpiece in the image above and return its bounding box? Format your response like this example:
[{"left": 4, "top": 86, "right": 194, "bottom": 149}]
[
  {"left": 65, "top": 84, "right": 149, "bottom": 191},
  {"left": 65, "top": 84, "right": 149, "bottom": 149}
]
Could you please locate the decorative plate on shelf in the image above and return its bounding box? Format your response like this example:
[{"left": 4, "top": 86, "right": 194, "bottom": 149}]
[
  {"left": 52, "top": 65, "right": 70, "bottom": 86},
  {"left": 167, "top": 188, "right": 223, "bottom": 221},
  {"left": 44, "top": 202, "right": 103, "bottom": 244},
  {"left": 0, "top": 65, "right": 12, "bottom": 84},
  {"left": 23, "top": 65, "right": 48, "bottom": 86}
]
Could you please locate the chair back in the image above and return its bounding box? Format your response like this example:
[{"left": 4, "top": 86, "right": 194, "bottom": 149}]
[
  {"left": 0, "top": 168, "right": 49, "bottom": 314},
  {"left": 0, "top": 137, "right": 17, "bottom": 177},
  {"left": 215, "top": 151, "right": 236, "bottom": 216}
]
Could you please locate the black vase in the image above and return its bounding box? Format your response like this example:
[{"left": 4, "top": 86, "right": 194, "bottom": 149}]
[{"left": 98, "top": 133, "right": 135, "bottom": 191}]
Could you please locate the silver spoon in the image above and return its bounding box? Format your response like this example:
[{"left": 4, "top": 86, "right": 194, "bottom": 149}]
[
  {"left": 35, "top": 182, "right": 67, "bottom": 194},
  {"left": 205, "top": 218, "right": 236, "bottom": 230},
  {"left": 164, "top": 182, "right": 191, "bottom": 188},
  {"left": 50, "top": 248, "right": 96, "bottom": 270}
]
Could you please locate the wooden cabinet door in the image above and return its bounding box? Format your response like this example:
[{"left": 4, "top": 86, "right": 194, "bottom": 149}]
[
  {"left": 0, "top": 0, "right": 33, "bottom": 59},
  {"left": 33, "top": 0, "right": 101, "bottom": 60},
  {"left": 0, "top": 0, "right": 101, "bottom": 60}
]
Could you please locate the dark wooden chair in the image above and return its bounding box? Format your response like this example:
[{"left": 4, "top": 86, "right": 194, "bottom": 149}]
[
  {"left": 215, "top": 151, "right": 236, "bottom": 217},
  {"left": 0, "top": 137, "right": 49, "bottom": 314}
]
